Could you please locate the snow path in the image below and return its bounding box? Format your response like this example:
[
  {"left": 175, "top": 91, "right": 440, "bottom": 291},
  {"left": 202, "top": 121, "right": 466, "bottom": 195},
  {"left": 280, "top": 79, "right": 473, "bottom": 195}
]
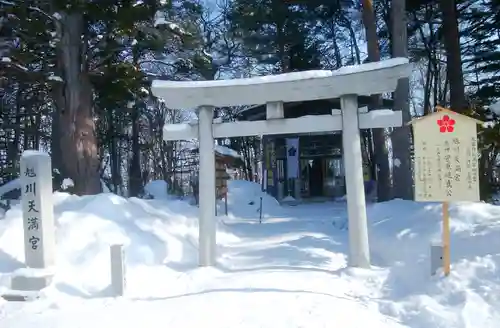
[{"left": 0, "top": 200, "right": 406, "bottom": 328}]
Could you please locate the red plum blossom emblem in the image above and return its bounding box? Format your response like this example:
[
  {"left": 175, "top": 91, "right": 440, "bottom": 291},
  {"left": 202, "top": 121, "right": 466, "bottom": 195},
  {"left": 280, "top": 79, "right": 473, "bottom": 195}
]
[{"left": 437, "top": 115, "right": 455, "bottom": 133}]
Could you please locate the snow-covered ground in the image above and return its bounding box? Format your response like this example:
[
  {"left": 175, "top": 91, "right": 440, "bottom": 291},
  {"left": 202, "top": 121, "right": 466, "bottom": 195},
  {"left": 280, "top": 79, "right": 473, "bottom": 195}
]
[{"left": 0, "top": 180, "right": 499, "bottom": 327}]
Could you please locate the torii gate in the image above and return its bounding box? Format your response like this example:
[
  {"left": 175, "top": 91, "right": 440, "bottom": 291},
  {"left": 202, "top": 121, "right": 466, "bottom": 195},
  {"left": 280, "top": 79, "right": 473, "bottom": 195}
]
[{"left": 151, "top": 58, "right": 411, "bottom": 268}]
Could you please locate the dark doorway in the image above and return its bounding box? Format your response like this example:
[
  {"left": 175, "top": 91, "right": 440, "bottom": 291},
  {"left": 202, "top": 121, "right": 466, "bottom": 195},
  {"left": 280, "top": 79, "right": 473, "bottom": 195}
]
[{"left": 308, "top": 159, "right": 324, "bottom": 197}]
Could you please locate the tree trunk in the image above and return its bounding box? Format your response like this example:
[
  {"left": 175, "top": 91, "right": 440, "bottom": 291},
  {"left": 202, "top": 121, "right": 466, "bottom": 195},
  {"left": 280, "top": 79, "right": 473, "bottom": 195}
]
[
  {"left": 361, "top": 0, "right": 392, "bottom": 201},
  {"left": 109, "top": 108, "right": 121, "bottom": 193},
  {"left": 129, "top": 106, "right": 142, "bottom": 197},
  {"left": 342, "top": 17, "right": 361, "bottom": 64},
  {"left": 8, "top": 85, "right": 22, "bottom": 173},
  {"left": 439, "top": 0, "right": 466, "bottom": 111},
  {"left": 479, "top": 148, "right": 492, "bottom": 200},
  {"left": 330, "top": 23, "right": 342, "bottom": 68},
  {"left": 50, "top": 92, "right": 63, "bottom": 190},
  {"left": 390, "top": 0, "right": 413, "bottom": 200},
  {"left": 55, "top": 13, "right": 100, "bottom": 195},
  {"left": 423, "top": 59, "right": 432, "bottom": 114}
]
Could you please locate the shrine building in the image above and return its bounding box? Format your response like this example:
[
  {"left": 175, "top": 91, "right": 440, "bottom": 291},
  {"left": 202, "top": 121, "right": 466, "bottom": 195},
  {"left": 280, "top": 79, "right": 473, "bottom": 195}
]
[{"left": 237, "top": 97, "right": 394, "bottom": 201}]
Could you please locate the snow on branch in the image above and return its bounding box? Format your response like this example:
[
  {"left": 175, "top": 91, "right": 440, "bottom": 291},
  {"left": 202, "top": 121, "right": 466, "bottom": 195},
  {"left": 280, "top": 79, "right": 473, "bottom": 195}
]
[
  {"left": 490, "top": 100, "right": 500, "bottom": 116},
  {"left": 0, "top": 57, "right": 63, "bottom": 84},
  {"left": 154, "top": 11, "right": 192, "bottom": 37},
  {"left": 47, "top": 74, "right": 63, "bottom": 82},
  {"left": 0, "top": 0, "right": 59, "bottom": 23},
  {"left": 0, "top": 56, "right": 28, "bottom": 71}
]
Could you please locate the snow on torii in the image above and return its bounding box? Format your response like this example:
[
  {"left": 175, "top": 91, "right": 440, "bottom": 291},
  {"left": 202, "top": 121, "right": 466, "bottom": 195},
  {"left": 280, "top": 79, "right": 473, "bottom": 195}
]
[{"left": 151, "top": 58, "right": 411, "bottom": 269}]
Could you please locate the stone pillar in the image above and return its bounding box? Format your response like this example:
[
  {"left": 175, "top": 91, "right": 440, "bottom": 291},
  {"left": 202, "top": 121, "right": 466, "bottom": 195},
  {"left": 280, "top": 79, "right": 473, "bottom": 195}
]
[
  {"left": 341, "top": 95, "right": 370, "bottom": 268},
  {"left": 11, "top": 150, "right": 56, "bottom": 292},
  {"left": 197, "top": 106, "right": 216, "bottom": 267},
  {"left": 110, "top": 244, "right": 126, "bottom": 296}
]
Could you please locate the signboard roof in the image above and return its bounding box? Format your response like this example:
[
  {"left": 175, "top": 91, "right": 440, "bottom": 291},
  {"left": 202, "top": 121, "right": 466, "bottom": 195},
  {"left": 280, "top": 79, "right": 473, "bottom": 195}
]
[{"left": 408, "top": 106, "right": 483, "bottom": 126}]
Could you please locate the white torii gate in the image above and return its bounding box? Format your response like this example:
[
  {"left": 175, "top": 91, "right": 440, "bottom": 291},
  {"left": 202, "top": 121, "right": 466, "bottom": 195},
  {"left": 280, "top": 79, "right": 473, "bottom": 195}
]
[{"left": 151, "top": 58, "right": 411, "bottom": 268}]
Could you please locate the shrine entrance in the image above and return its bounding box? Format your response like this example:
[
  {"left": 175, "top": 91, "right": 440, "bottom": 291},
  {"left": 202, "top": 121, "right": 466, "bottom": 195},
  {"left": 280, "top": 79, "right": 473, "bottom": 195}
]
[
  {"left": 241, "top": 99, "right": 393, "bottom": 201},
  {"left": 307, "top": 158, "right": 323, "bottom": 197},
  {"left": 152, "top": 57, "right": 411, "bottom": 269}
]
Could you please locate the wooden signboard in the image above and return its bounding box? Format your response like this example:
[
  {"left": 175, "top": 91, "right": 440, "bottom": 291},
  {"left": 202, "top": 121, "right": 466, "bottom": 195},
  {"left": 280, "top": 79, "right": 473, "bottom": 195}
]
[
  {"left": 215, "top": 157, "right": 229, "bottom": 199},
  {"left": 409, "top": 106, "right": 483, "bottom": 277},
  {"left": 411, "top": 107, "right": 482, "bottom": 202}
]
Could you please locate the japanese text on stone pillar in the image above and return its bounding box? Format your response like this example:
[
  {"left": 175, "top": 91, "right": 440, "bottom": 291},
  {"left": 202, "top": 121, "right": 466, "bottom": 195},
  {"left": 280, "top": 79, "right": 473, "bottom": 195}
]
[{"left": 23, "top": 166, "right": 41, "bottom": 251}]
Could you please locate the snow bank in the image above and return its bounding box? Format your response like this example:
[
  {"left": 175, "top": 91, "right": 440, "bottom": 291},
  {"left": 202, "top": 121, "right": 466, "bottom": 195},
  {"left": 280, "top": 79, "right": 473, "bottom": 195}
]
[
  {"left": 144, "top": 180, "right": 170, "bottom": 199},
  {"left": 0, "top": 192, "right": 235, "bottom": 298},
  {"left": 224, "top": 180, "right": 281, "bottom": 219},
  {"left": 365, "top": 200, "right": 500, "bottom": 327}
]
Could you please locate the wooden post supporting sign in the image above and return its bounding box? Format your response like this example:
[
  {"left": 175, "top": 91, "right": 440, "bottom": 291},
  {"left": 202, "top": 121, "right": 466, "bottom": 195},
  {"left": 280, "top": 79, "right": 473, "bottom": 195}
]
[{"left": 442, "top": 201, "right": 450, "bottom": 276}]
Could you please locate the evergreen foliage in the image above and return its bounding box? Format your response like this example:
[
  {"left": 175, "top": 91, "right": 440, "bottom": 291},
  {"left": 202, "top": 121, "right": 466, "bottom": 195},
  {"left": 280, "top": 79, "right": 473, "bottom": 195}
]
[{"left": 0, "top": 0, "right": 498, "bottom": 200}]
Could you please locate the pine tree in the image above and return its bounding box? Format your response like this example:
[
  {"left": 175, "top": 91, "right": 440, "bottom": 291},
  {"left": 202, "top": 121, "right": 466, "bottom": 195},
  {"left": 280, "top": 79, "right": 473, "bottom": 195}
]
[
  {"left": 0, "top": 0, "right": 203, "bottom": 195},
  {"left": 228, "top": 0, "right": 321, "bottom": 72}
]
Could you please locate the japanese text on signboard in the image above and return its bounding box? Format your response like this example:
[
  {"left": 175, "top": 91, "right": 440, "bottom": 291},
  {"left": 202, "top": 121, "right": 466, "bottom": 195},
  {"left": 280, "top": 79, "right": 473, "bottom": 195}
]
[{"left": 413, "top": 112, "right": 480, "bottom": 202}]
